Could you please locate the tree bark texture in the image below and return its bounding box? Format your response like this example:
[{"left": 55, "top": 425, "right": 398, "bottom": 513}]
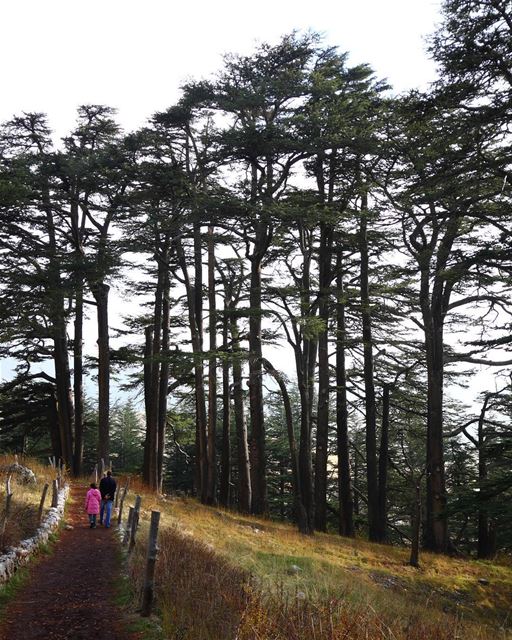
[
  {"left": 314, "top": 222, "right": 333, "bottom": 532},
  {"left": 157, "top": 253, "right": 171, "bottom": 492},
  {"left": 73, "top": 278, "right": 84, "bottom": 477},
  {"left": 230, "top": 308, "right": 252, "bottom": 513},
  {"left": 143, "top": 326, "right": 154, "bottom": 482},
  {"left": 219, "top": 295, "right": 231, "bottom": 507},
  {"left": 177, "top": 237, "right": 208, "bottom": 501},
  {"left": 335, "top": 252, "right": 355, "bottom": 537},
  {"left": 377, "top": 383, "right": 390, "bottom": 542},
  {"left": 92, "top": 282, "right": 110, "bottom": 467},
  {"left": 359, "top": 196, "right": 379, "bottom": 541},
  {"left": 206, "top": 225, "right": 217, "bottom": 504},
  {"left": 248, "top": 226, "right": 267, "bottom": 514}
]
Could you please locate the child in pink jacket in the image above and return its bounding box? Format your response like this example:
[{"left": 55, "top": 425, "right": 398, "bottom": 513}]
[{"left": 85, "top": 483, "right": 102, "bottom": 528}]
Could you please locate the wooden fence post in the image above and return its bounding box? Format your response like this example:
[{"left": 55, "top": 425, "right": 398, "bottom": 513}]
[
  {"left": 38, "top": 483, "right": 49, "bottom": 524},
  {"left": 128, "top": 495, "right": 142, "bottom": 553},
  {"left": 141, "top": 511, "right": 161, "bottom": 617},
  {"left": 123, "top": 507, "right": 134, "bottom": 546},
  {"left": 114, "top": 480, "right": 122, "bottom": 509},
  {"left": 51, "top": 479, "right": 59, "bottom": 508},
  {"left": 0, "top": 475, "right": 13, "bottom": 537},
  {"left": 117, "top": 485, "right": 128, "bottom": 526}
]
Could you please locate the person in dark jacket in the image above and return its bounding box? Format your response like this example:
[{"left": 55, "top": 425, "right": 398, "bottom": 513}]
[{"left": 99, "top": 470, "right": 116, "bottom": 528}]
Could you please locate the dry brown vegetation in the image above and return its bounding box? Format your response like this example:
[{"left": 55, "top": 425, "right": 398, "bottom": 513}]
[
  {"left": 0, "top": 455, "right": 58, "bottom": 551},
  {"left": 121, "top": 483, "right": 512, "bottom": 640}
]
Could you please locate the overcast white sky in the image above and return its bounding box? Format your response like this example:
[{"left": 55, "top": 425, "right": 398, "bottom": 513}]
[{"left": 1, "top": 0, "right": 441, "bottom": 139}]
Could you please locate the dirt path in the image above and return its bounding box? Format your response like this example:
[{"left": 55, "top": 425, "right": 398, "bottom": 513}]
[{"left": 0, "top": 485, "right": 141, "bottom": 640}]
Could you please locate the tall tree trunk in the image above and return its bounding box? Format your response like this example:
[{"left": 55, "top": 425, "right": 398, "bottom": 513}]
[
  {"left": 248, "top": 233, "right": 266, "bottom": 514},
  {"left": 295, "top": 224, "right": 316, "bottom": 534},
  {"left": 315, "top": 222, "right": 333, "bottom": 532},
  {"left": 53, "top": 318, "right": 74, "bottom": 468},
  {"left": 157, "top": 255, "right": 171, "bottom": 492},
  {"left": 377, "top": 383, "right": 390, "bottom": 542},
  {"left": 353, "top": 450, "right": 360, "bottom": 516},
  {"left": 409, "top": 481, "right": 422, "bottom": 567},
  {"left": 43, "top": 186, "right": 74, "bottom": 468},
  {"left": 92, "top": 282, "right": 110, "bottom": 467},
  {"left": 143, "top": 326, "right": 154, "bottom": 481},
  {"left": 419, "top": 211, "right": 457, "bottom": 553},
  {"left": 73, "top": 278, "right": 84, "bottom": 477},
  {"left": 262, "top": 359, "right": 310, "bottom": 534},
  {"left": 177, "top": 236, "right": 208, "bottom": 501},
  {"left": 145, "top": 267, "right": 163, "bottom": 490},
  {"left": 423, "top": 312, "right": 448, "bottom": 551},
  {"left": 219, "top": 296, "right": 231, "bottom": 507},
  {"left": 48, "top": 390, "right": 62, "bottom": 461},
  {"left": 359, "top": 195, "right": 379, "bottom": 541},
  {"left": 477, "top": 397, "right": 491, "bottom": 558},
  {"left": 44, "top": 197, "right": 74, "bottom": 469},
  {"left": 194, "top": 223, "right": 208, "bottom": 502},
  {"left": 294, "top": 340, "right": 315, "bottom": 534},
  {"left": 206, "top": 226, "right": 217, "bottom": 504},
  {"left": 231, "top": 308, "right": 251, "bottom": 513},
  {"left": 336, "top": 251, "right": 354, "bottom": 537}
]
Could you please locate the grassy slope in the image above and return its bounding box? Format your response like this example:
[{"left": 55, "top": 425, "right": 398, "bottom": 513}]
[
  {"left": 0, "top": 456, "right": 57, "bottom": 550},
  {"left": 127, "top": 484, "right": 512, "bottom": 639}
]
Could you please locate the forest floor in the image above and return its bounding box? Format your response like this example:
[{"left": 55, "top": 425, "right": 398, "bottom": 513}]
[
  {"left": 1, "top": 475, "right": 510, "bottom": 639},
  {"left": 0, "top": 485, "right": 144, "bottom": 640},
  {"left": 124, "top": 483, "right": 512, "bottom": 639}
]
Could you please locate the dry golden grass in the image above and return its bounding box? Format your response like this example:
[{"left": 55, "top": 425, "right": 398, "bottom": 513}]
[
  {"left": 0, "top": 455, "right": 59, "bottom": 551},
  {"left": 119, "top": 482, "right": 512, "bottom": 640}
]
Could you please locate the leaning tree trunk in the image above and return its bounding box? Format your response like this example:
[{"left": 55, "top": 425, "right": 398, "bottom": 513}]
[
  {"left": 262, "top": 358, "right": 309, "bottom": 534},
  {"left": 359, "top": 196, "right": 379, "bottom": 541}
]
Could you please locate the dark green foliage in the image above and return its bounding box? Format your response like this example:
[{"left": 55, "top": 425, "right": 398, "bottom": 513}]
[{"left": 0, "top": 378, "right": 56, "bottom": 455}]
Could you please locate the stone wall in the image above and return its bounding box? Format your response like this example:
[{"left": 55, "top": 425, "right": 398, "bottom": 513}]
[{"left": 0, "top": 483, "right": 69, "bottom": 583}]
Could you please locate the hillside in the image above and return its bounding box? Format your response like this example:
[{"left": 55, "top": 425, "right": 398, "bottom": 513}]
[{"left": 125, "top": 487, "right": 512, "bottom": 640}]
